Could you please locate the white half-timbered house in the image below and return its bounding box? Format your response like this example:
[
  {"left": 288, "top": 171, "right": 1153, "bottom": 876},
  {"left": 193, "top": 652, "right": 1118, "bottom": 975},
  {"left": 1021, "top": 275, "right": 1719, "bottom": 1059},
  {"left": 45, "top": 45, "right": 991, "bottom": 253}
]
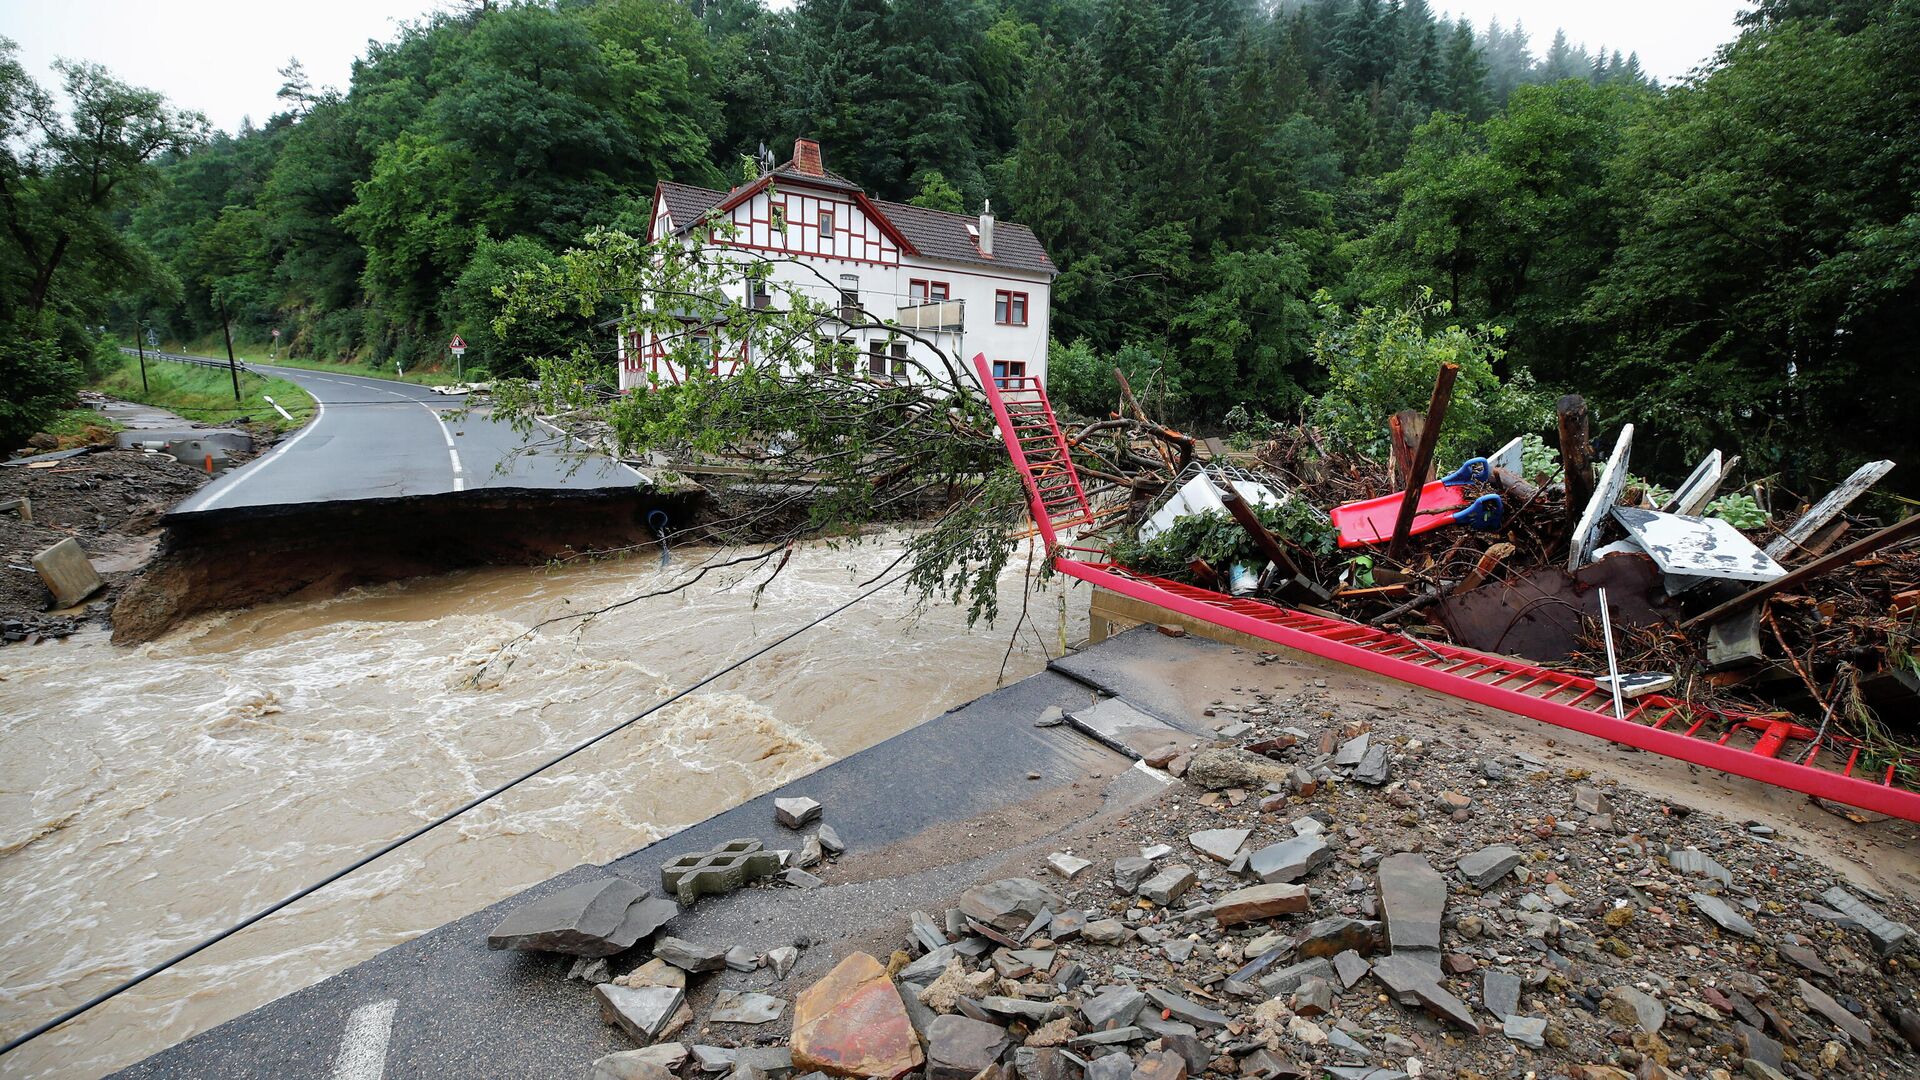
[{"left": 616, "top": 139, "right": 1056, "bottom": 392}]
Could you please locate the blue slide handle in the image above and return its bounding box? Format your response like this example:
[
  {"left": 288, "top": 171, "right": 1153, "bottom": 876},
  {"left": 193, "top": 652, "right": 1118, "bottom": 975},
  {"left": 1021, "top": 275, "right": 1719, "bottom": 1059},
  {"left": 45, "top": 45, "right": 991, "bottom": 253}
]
[
  {"left": 1451, "top": 493, "right": 1505, "bottom": 531},
  {"left": 1440, "top": 457, "right": 1491, "bottom": 487}
]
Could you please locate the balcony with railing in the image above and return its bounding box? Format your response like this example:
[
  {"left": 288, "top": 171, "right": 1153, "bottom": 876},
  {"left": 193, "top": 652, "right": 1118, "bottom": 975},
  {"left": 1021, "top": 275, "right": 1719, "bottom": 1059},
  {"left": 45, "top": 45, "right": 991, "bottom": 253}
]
[{"left": 893, "top": 298, "right": 965, "bottom": 333}]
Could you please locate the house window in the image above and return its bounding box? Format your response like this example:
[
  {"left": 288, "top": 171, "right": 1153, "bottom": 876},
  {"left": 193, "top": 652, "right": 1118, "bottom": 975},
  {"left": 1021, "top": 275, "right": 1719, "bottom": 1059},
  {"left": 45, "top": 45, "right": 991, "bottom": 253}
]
[
  {"left": 770, "top": 203, "right": 786, "bottom": 233},
  {"left": 909, "top": 280, "right": 951, "bottom": 304},
  {"left": 748, "top": 274, "right": 772, "bottom": 310},
  {"left": 869, "top": 340, "right": 889, "bottom": 377},
  {"left": 890, "top": 341, "right": 908, "bottom": 379},
  {"left": 994, "top": 290, "right": 1028, "bottom": 326},
  {"left": 818, "top": 209, "right": 834, "bottom": 240},
  {"left": 992, "top": 359, "right": 1028, "bottom": 381},
  {"left": 834, "top": 335, "right": 856, "bottom": 375},
  {"left": 838, "top": 274, "right": 860, "bottom": 319}
]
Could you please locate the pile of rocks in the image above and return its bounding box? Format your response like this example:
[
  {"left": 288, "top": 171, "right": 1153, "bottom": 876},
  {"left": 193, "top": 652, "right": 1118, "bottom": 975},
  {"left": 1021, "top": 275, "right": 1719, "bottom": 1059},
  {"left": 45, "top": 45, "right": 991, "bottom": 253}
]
[
  {"left": 785, "top": 683, "right": 1919, "bottom": 1080},
  {"left": 484, "top": 798, "right": 845, "bottom": 1078}
]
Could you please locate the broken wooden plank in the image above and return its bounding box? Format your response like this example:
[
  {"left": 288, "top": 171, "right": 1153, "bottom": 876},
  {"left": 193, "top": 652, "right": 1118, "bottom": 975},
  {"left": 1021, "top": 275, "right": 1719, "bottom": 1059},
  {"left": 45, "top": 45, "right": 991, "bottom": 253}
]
[
  {"left": 1763, "top": 460, "right": 1895, "bottom": 561},
  {"left": 1568, "top": 424, "right": 1634, "bottom": 571},
  {"left": 1557, "top": 395, "right": 1595, "bottom": 533},
  {"left": 1389, "top": 410, "right": 1431, "bottom": 486},
  {"left": 1389, "top": 364, "right": 1459, "bottom": 561},
  {"left": 1610, "top": 506, "right": 1785, "bottom": 590},
  {"left": 1681, "top": 512, "right": 1920, "bottom": 629},
  {"left": 1662, "top": 450, "right": 1724, "bottom": 517},
  {"left": 1455, "top": 542, "right": 1516, "bottom": 594}
]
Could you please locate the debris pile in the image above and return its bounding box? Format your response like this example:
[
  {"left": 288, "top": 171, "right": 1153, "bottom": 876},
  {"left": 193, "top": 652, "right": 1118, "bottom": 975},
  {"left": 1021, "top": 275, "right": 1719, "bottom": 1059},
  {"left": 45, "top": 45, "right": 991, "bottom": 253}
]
[
  {"left": 522, "top": 679, "right": 1920, "bottom": 1080},
  {"left": 1062, "top": 374, "right": 1918, "bottom": 787}
]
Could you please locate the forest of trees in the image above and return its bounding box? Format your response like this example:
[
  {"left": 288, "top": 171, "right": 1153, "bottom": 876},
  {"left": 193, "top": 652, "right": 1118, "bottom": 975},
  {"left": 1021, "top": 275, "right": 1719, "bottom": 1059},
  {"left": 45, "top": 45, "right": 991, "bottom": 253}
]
[{"left": 4, "top": 0, "right": 1917, "bottom": 491}]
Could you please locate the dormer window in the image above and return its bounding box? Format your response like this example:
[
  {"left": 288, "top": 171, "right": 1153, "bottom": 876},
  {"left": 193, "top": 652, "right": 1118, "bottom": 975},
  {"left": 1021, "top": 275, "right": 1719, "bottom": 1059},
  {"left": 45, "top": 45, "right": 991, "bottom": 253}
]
[{"left": 819, "top": 209, "right": 834, "bottom": 240}]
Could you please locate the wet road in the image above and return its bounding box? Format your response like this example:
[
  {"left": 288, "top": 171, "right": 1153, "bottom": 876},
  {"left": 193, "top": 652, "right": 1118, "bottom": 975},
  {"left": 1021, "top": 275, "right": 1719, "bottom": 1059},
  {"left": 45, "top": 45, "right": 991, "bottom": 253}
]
[{"left": 167, "top": 359, "right": 644, "bottom": 516}]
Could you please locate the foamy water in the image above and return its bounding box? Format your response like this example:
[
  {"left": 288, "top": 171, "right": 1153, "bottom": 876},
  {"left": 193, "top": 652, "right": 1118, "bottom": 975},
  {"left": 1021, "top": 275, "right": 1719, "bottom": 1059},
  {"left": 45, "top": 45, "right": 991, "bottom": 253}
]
[{"left": 0, "top": 536, "right": 1082, "bottom": 1078}]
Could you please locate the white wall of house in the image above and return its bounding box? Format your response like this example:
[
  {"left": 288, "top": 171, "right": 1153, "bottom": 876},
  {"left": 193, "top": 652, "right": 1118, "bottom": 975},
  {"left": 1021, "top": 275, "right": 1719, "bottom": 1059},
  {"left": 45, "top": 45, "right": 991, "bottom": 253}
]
[{"left": 617, "top": 177, "right": 1052, "bottom": 392}]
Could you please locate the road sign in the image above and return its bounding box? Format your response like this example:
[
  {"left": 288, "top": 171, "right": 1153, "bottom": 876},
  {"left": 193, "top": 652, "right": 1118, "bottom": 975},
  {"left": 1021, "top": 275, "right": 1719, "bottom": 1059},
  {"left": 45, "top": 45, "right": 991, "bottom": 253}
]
[
  {"left": 448, "top": 334, "right": 467, "bottom": 357},
  {"left": 271, "top": 328, "right": 281, "bottom": 338}
]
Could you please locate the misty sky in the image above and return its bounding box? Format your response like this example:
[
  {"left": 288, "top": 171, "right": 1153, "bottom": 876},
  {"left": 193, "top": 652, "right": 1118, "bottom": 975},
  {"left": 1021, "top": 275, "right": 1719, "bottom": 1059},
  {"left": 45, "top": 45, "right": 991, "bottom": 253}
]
[{"left": 6, "top": 0, "right": 1753, "bottom": 135}]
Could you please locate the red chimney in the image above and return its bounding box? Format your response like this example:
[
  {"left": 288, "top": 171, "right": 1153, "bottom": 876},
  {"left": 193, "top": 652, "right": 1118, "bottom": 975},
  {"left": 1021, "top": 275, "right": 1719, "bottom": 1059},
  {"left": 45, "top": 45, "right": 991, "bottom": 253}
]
[{"left": 792, "top": 139, "right": 824, "bottom": 177}]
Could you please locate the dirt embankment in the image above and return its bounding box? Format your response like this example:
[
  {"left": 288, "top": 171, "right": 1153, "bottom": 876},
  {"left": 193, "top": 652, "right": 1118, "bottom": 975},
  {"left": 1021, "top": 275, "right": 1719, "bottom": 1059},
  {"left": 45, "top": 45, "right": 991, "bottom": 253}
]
[
  {"left": 109, "top": 488, "right": 703, "bottom": 644},
  {"left": 1, "top": 451, "right": 213, "bottom": 641}
]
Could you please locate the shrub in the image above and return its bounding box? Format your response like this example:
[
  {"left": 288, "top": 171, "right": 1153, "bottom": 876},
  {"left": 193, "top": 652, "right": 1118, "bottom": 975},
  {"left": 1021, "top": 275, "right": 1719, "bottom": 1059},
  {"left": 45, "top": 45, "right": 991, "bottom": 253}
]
[
  {"left": 1308, "top": 291, "right": 1551, "bottom": 466},
  {"left": 0, "top": 323, "right": 83, "bottom": 448}
]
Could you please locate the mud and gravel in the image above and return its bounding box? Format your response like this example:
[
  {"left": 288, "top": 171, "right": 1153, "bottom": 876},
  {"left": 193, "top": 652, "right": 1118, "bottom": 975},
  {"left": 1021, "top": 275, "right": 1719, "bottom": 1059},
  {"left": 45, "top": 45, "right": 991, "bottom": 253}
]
[{"left": 0, "top": 450, "right": 210, "bottom": 640}]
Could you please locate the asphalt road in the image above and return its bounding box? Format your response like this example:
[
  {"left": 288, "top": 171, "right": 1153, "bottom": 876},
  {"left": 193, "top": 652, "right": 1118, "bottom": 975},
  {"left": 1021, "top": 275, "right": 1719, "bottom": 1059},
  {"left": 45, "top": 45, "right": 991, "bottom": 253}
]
[
  {"left": 111, "top": 632, "right": 1178, "bottom": 1079},
  {"left": 168, "top": 359, "right": 645, "bottom": 516}
]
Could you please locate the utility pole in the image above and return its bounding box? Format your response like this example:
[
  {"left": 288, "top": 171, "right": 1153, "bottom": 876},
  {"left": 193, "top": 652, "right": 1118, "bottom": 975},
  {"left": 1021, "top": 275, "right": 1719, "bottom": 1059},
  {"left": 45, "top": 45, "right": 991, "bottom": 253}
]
[
  {"left": 134, "top": 325, "right": 149, "bottom": 394},
  {"left": 217, "top": 296, "right": 241, "bottom": 402}
]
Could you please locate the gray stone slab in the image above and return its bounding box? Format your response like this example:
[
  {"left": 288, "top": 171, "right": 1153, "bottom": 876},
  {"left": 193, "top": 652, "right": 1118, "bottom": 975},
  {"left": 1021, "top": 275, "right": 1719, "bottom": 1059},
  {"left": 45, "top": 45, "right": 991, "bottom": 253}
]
[
  {"left": 1332, "top": 950, "right": 1371, "bottom": 989},
  {"left": 959, "top": 878, "right": 1062, "bottom": 935},
  {"left": 1456, "top": 845, "right": 1522, "bottom": 890},
  {"left": 1139, "top": 865, "right": 1196, "bottom": 906},
  {"left": 709, "top": 990, "right": 783, "bottom": 1025},
  {"left": 1668, "top": 847, "right": 1733, "bottom": 886},
  {"left": 1820, "top": 886, "right": 1914, "bottom": 956},
  {"left": 774, "top": 797, "right": 821, "bottom": 828},
  {"left": 487, "top": 877, "right": 659, "bottom": 957},
  {"left": 1379, "top": 853, "right": 1445, "bottom": 958},
  {"left": 1691, "top": 892, "right": 1758, "bottom": 939},
  {"left": 596, "top": 984, "right": 685, "bottom": 1042},
  {"left": 33, "top": 537, "right": 103, "bottom": 608},
  {"left": 1068, "top": 696, "right": 1185, "bottom": 759},
  {"left": 1370, "top": 954, "right": 1478, "bottom": 1033},
  {"left": 1248, "top": 835, "right": 1332, "bottom": 884},
  {"left": 1082, "top": 986, "right": 1147, "bottom": 1030},
  {"left": 926, "top": 1014, "right": 1010, "bottom": 1080},
  {"left": 1503, "top": 1015, "right": 1546, "bottom": 1048},
  {"left": 1143, "top": 987, "right": 1226, "bottom": 1028},
  {"left": 1482, "top": 969, "right": 1521, "bottom": 1020},
  {"left": 1187, "top": 829, "right": 1251, "bottom": 864},
  {"left": 1113, "top": 856, "right": 1154, "bottom": 894},
  {"left": 1258, "top": 956, "right": 1333, "bottom": 997},
  {"left": 1353, "top": 745, "right": 1391, "bottom": 785},
  {"left": 1797, "top": 978, "right": 1874, "bottom": 1045},
  {"left": 653, "top": 936, "right": 728, "bottom": 972}
]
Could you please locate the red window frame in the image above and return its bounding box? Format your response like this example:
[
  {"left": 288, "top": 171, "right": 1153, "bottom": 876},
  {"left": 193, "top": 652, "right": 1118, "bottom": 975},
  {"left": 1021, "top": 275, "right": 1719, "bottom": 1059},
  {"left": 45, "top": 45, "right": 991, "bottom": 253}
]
[
  {"left": 995, "top": 290, "right": 1028, "bottom": 326},
  {"left": 818, "top": 209, "right": 834, "bottom": 240},
  {"left": 992, "top": 359, "right": 1027, "bottom": 380},
  {"left": 909, "top": 279, "right": 951, "bottom": 304}
]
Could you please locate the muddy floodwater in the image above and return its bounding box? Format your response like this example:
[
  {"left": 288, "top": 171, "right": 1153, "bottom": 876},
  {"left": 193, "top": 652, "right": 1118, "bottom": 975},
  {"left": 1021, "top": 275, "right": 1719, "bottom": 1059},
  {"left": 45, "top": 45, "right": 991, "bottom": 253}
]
[{"left": 0, "top": 536, "right": 1082, "bottom": 1079}]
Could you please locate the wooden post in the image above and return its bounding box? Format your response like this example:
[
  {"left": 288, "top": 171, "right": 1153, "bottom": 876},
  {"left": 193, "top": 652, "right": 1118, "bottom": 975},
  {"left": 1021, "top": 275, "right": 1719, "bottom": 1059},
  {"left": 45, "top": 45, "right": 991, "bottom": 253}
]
[
  {"left": 1557, "top": 394, "right": 1593, "bottom": 530},
  {"left": 218, "top": 296, "right": 242, "bottom": 403},
  {"left": 1216, "top": 481, "right": 1303, "bottom": 579},
  {"left": 133, "top": 327, "right": 149, "bottom": 394},
  {"left": 1388, "top": 363, "right": 1460, "bottom": 561},
  {"left": 1389, "top": 409, "right": 1428, "bottom": 485}
]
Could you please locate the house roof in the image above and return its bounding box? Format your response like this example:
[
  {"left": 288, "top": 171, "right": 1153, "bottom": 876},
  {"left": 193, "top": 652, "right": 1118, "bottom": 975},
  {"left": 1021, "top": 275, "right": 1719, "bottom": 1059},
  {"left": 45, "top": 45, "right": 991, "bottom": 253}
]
[
  {"left": 657, "top": 181, "right": 726, "bottom": 234},
  {"left": 872, "top": 198, "right": 1057, "bottom": 277},
  {"left": 651, "top": 179, "right": 1056, "bottom": 278}
]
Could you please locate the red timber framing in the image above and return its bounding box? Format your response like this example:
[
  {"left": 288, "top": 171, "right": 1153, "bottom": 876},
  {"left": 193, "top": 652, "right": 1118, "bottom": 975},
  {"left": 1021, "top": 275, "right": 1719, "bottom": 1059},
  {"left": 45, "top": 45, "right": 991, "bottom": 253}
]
[
  {"left": 673, "top": 175, "right": 918, "bottom": 268},
  {"left": 970, "top": 352, "right": 1920, "bottom": 822},
  {"left": 626, "top": 332, "right": 747, "bottom": 385}
]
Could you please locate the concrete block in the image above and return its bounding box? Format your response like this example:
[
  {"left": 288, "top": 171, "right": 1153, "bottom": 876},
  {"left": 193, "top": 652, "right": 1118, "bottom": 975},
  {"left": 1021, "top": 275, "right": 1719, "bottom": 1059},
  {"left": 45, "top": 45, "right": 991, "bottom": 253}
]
[{"left": 33, "top": 537, "right": 103, "bottom": 608}]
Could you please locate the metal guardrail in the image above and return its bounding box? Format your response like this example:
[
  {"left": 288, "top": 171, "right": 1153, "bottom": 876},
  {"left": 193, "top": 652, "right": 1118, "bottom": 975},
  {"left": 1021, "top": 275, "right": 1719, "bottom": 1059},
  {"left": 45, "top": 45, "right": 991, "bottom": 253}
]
[{"left": 118, "top": 346, "right": 252, "bottom": 374}]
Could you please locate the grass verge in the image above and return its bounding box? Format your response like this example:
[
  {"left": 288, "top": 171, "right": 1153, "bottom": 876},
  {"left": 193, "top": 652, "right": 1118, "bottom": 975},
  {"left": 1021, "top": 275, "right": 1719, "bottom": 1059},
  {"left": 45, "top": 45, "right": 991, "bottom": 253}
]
[
  {"left": 179, "top": 338, "right": 453, "bottom": 387},
  {"left": 95, "top": 354, "right": 317, "bottom": 435}
]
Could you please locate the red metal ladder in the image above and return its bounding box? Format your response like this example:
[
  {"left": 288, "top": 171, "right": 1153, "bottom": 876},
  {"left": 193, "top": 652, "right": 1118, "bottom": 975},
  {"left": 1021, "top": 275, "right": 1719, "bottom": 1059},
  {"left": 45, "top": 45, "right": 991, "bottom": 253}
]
[
  {"left": 970, "top": 354, "right": 1920, "bottom": 822},
  {"left": 977, "top": 359, "right": 1094, "bottom": 536}
]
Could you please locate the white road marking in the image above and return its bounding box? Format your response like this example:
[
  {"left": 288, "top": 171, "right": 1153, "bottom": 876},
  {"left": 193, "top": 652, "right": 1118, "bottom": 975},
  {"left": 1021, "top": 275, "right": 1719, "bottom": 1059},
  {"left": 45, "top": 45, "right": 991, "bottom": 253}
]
[
  {"left": 192, "top": 395, "right": 327, "bottom": 512},
  {"left": 333, "top": 998, "right": 397, "bottom": 1080}
]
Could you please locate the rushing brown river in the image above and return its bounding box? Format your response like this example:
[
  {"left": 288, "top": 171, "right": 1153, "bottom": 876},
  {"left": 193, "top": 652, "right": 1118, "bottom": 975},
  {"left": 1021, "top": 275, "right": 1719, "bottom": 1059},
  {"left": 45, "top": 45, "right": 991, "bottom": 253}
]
[{"left": 0, "top": 536, "right": 1083, "bottom": 1079}]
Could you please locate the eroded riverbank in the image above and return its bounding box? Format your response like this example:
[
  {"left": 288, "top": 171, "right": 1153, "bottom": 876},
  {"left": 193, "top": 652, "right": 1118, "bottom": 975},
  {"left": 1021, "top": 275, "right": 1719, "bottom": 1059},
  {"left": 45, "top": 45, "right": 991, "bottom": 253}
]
[{"left": 0, "top": 536, "right": 1082, "bottom": 1078}]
